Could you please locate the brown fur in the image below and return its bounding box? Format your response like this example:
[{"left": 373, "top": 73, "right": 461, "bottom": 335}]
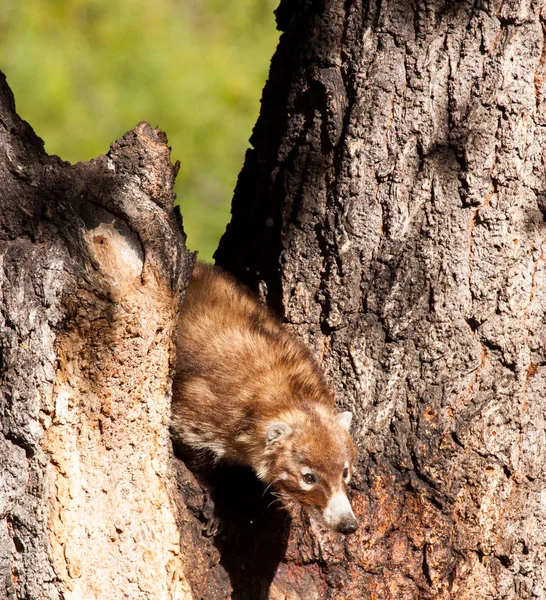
[{"left": 171, "top": 263, "right": 357, "bottom": 529}]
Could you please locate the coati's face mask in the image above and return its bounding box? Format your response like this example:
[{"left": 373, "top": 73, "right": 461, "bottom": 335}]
[{"left": 262, "top": 410, "right": 359, "bottom": 535}]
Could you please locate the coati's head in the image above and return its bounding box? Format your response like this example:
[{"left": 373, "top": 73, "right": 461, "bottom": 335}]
[{"left": 257, "top": 408, "right": 358, "bottom": 535}]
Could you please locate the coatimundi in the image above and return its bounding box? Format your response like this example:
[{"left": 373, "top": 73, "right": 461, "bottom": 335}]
[{"left": 171, "top": 263, "right": 358, "bottom": 535}]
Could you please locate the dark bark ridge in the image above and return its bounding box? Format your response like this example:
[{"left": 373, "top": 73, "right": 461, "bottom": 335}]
[{"left": 217, "top": 1, "right": 546, "bottom": 598}]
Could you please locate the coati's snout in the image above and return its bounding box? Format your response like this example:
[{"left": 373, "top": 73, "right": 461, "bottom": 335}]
[
  {"left": 262, "top": 409, "right": 359, "bottom": 535},
  {"left": 321, "top": 489, "right": 359, "bottom": 534},
  {"left": 337, "top": 514, "right": 359, "bottom": 535}
]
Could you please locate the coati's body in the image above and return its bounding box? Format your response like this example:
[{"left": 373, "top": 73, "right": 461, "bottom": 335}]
[{"left": 171, "top": 263, "right": 358, "bottom": 534}]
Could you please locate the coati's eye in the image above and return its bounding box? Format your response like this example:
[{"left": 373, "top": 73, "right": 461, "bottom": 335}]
[
  {"left": 343, "top": 467, "right": 349, "bottom": 480},
  {"left": 302, "top": 473, "right": 316, "bottom": 485}
]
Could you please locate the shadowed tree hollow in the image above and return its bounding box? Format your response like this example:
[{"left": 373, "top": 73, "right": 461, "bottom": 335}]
[{"left": 2, "top": 0, "right": 546, "bottom": 599}]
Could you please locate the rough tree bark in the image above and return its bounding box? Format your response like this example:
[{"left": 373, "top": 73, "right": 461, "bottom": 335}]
[
  {"left": 215, "top": 0, "right": 546, "bottom": 598},
  {"left": 0, "top": 72, "right": 213, "bottom": 599}
]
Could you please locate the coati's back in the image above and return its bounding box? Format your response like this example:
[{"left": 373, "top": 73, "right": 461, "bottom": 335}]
[
  {"left": 171, "top": 263, "right": 359, "bottom": 534},
  {"left": 171, "top": 263, "right": 334, "bottom": 458}
]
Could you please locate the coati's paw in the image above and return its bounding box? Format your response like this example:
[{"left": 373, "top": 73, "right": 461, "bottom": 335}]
[
  {"left": 201, "top": 493, "right": 224, "bottom": 537},
  {"left": 203, "top": 514, "right": 223, "bottom": 537}
]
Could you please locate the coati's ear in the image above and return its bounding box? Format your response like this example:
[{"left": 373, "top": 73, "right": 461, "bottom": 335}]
[
  {"left": 266, "top": 422, "right": 292, "bottom": 446},
  {"left": 337, "top": 411, "right": 353, "bottom": 431}
]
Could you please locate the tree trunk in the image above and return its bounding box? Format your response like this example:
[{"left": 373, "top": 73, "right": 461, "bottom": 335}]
[
  {"left": 216, "top": 1, "right": 546, "bottom": 598},
  {"left": 0, "top": 72, "right": 224, "bottom": 599}
]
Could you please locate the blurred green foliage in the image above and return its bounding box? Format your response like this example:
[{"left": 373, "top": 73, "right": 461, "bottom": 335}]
[{"left": 0, "top": 0, "right": 279, "bottom": 261}]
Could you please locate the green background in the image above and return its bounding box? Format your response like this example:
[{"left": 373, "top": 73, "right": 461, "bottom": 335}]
[{"left": 1, "top": 0, "right": 279, "bottom": 261}]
